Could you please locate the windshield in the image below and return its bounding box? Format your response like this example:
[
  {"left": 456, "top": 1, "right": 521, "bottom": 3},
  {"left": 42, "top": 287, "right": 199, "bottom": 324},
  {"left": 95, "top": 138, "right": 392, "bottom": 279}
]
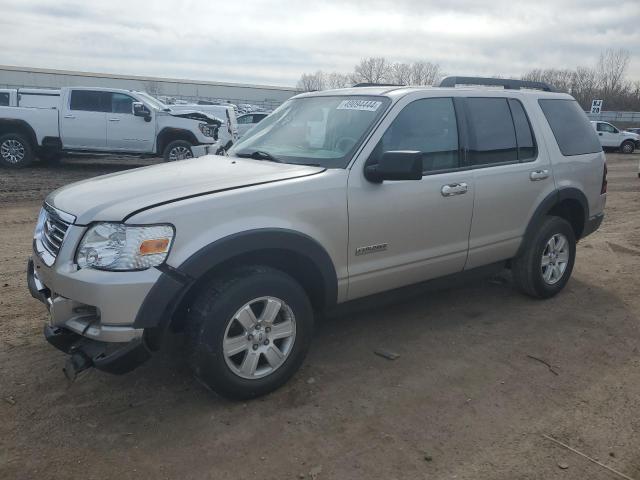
[
  {"left": 136, "top": 92, "right": 168, "bottom": 110},
  {"left": 228, "top": 95, "right": 390, "bottom": 168}
]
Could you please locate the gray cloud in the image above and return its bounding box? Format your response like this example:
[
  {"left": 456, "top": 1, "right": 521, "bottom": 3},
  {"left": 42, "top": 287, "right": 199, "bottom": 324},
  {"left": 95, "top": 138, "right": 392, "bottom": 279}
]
[{"left": 0, "top": 0, "right": 638, "bottom": 86}]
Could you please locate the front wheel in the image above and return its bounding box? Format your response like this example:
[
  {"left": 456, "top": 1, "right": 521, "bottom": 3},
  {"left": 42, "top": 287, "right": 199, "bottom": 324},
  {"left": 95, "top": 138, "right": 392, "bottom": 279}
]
[
  {"left": 620, "top": 140, "right": 635, "bottom": 154},
  {"left": 511, "top": 216, "right": 576, "bottom": 299},
  {"left": 185, "top": 266, "right": 314, "bottom": 400},
  {"left": 0, "top": 133, "right": 33, "bottom": 168},
  {"left": 163, "top": 140, "right": 193, "bottom": 162}
]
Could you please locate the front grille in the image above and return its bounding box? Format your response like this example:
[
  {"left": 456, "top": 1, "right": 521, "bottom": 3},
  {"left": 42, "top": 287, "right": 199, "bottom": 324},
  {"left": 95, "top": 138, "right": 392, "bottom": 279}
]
[{"left": 40, "top": 206, "right": 71, "bottom": 259}]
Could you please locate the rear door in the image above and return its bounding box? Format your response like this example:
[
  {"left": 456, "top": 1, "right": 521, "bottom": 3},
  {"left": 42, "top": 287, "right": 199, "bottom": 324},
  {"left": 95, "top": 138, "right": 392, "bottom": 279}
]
[
  {"left": 60, "top": 90, "right": 108, "bottom": 150},
  {"left": 106, "top": 92, "right": 155, "bottom": 152},
  {"left": 464, "top": 96, "right": 555, "bottom": 269}
]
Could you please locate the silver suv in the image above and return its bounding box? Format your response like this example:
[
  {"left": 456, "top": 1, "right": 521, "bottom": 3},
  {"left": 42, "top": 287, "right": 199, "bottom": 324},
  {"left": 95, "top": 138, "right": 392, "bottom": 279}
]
[{"left": 28, "top": 77, "right": 607, "bottom": 399}]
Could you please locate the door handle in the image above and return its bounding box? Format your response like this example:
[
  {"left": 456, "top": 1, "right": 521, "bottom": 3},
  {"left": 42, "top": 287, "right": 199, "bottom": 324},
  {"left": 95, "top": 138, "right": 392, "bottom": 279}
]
[
  {"left": 530, "top": 169, "right": 549, "bottom": 181},
  {"left": 108, "top": 118, "right": 120, "bottom": 122},
  {"left": 63, "top": 114, "right": 75, "bottom": 119},
  {"left": 441, "top": 182, "right": 468, "bottom": 197},
  {"left": 598, "top": 132, "right": 603, "bottom": 136}
]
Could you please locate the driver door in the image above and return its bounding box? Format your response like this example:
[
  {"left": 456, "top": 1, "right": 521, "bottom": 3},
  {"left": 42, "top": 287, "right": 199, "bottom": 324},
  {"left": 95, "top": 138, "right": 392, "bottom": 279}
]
[
  {"left": 596, "top": 122, "right": 619, "bottom": 147},
  {"left": 347, "top": 95, "right": 474, "bottom": 300}
]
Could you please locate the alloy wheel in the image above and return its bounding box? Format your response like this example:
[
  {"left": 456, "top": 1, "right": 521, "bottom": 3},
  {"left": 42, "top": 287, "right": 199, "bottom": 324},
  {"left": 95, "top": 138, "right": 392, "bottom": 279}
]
[
  {"left": 541, "top": 233, "right": 569, "bottom": 285},
  {"left": 0, "top": 139, "right": 25, "bottom": 164}
]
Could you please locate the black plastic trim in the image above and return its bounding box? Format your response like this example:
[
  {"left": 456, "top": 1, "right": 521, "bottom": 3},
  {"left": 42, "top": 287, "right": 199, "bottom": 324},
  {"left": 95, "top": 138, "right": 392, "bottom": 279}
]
[
  {"left": 439, "top": 76, "right": 556, "bottom": 92},
  {"left": 582, "top": 213, "right": 604, "bottom": 238}
]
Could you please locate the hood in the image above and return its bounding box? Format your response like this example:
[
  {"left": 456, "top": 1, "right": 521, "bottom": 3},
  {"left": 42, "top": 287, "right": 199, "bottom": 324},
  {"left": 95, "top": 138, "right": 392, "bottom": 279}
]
[
  {"left": 624, "top": 131, "right": 639, "bottom": 140},
  {"left": 167, "top": 109, "right": 223, "bottom": 125},
  {"left": 47, "top": 157, "right": 325, "bottom": 225}
]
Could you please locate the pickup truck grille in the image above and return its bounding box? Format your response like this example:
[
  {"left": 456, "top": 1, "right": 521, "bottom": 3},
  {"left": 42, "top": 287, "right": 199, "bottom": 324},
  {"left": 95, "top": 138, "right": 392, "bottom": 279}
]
[{"left": 39, "top": 205, "right": 71, "bottom": 260}]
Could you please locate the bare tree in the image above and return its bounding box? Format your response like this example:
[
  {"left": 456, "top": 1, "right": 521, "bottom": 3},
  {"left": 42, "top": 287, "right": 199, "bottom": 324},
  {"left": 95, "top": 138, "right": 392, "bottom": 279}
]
[
  {"left": 296, "top": 71, "right": 325, "bottom": 92},
  {"left": 522, "top": 68, "right": 574, "bottom": 92},
  {"left": 388, "top": 62, "right": 412, "bottom": 85},
  {"left": 571, "top": 66, "right": 599, "bottom": 107},
  {"left": 352, "top": 57, "right": 391, "bottom": 84},
  {"left": 325, "top": 72, "right": 351, "bottom": 89},
  {"left": 596, "top": 48, "right": 630, "bottom": 97},
  {"left": 410, "top": 61, "right": 441, "bottom": 86}
]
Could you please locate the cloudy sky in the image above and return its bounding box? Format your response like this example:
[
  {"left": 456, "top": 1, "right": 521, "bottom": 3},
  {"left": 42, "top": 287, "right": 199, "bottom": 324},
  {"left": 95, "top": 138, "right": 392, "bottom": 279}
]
[{"left": 0, "top": 0, "right": 639, "bottom": 87}]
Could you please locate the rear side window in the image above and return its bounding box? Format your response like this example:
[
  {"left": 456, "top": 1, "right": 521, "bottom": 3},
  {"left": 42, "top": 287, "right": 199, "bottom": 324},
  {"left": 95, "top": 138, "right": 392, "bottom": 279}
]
[
  {"left": 69, "top": 90, "right": 110, "bottom": 112},
  {"left": 0, "top": 92, "right": 9, "bottom": 106},
  {"left": 538, "top": 99, "right": 601, "bottom": 156},
  {"left": 508, "top": 99, "right": 537, "bottom": 161},
  {"left": 465, "top": 98, "right": 518, "bottom": 165}
]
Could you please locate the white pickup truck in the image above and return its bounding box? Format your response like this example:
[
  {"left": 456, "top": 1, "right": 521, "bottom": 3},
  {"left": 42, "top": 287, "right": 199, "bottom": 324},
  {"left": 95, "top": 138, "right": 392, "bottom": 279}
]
[{"left": 0, "top": 87, "right": 223, "bottom": 168}]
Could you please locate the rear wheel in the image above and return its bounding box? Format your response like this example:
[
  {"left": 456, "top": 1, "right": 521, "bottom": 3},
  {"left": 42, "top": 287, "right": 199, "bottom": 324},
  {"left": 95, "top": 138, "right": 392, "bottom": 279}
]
[
  {"left": 185, "top": 266, "right": 314, "bottom": 400},
  {"left": 512, "top": 216, "right": 576, "bottom": 298},
  {"left": 163, "top": 140, "right": 193, "bottom": 162},
  {"left": 621, "top": 140, "right": 635, "bottom": 154},
  {"left": 0, "top": 133, "right": 33, "bottom": 168}
]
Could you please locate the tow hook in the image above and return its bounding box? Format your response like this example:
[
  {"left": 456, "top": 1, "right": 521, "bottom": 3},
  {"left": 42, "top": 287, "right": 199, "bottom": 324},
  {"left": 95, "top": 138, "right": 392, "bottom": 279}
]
[{"left": 63, "top": 350, "right": 93, "bottom": 381}]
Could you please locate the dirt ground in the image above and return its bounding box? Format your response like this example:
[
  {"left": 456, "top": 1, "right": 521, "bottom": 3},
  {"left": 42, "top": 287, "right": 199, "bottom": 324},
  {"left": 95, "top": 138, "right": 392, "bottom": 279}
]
[{"left": 1, "top": 153, "right": 639, "bottom": 480}]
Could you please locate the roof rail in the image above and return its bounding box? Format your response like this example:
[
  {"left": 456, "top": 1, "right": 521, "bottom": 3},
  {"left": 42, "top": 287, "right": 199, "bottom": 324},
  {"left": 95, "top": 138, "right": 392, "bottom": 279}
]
[
  {"left": 438, "top": 76, "right": 556, "bottom": 92},
  {"left": 353, "top": 82, "right": 405, "bottom": 88}
]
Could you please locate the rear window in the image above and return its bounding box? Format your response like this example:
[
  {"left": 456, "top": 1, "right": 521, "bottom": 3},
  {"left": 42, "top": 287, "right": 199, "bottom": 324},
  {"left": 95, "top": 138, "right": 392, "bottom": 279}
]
[
  {"left": 538, "top": 99, "right": 601, "bottom": 156},
  {"left": 69, "top": 90, "right": 110, "bottom": 112}
]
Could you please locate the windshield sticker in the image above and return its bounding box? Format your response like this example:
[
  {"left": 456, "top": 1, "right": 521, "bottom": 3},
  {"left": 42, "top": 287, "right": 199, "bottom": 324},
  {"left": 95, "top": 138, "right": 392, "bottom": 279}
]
[{"left": 337, "top": 100, "right": 382, "bottom": 112}]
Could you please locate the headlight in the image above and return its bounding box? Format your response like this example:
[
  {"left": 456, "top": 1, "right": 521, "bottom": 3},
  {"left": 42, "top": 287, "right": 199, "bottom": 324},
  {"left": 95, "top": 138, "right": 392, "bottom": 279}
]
[
  {"left": 198, "top": 122, "right": 218, "bottom": 139},
  {"left": 76, "top": 223, "right": 174, "bottom": 271}
]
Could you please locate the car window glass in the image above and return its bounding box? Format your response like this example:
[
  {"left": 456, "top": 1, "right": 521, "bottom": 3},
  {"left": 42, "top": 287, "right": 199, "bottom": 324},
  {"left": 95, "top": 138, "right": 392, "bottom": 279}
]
[
  {"left": 69, "top": 90, "right": 110, "bottom": 112},
  {"left": 373, "top": 97, "right": 459, "bottom": 172},
  {"left": 0, "top": 92, "right": 9, "bottom": 106},
  {"left": 111, "top": 93, "right": 134, "bottom": 114},
  {"left": 239, "top": 115, "right": 252, "bottom": 124},
  {"left": 539, "top": 99, "right": 602, "bottom": 156},
  {"left": 508, "top": 99, "right": 537, "bottom": 161},
  {"left": 466, "top": 98, "right": 517, "bottom": 165}
]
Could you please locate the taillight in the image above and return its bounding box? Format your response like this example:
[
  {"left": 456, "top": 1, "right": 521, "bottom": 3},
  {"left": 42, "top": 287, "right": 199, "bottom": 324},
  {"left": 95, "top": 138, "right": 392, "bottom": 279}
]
[{"left": 601, "top": 162, "right": 607, "bottom": 194}]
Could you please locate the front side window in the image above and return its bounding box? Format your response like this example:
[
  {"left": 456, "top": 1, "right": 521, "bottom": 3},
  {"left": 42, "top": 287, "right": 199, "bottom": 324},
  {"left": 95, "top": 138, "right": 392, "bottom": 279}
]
[
  {"left": 597, "top": 122, "right": 617, "bottom": 133},
  {"left": 229, "top": 95, "right": 390, "bottom": 168},
  {"left": 465, "top": 98, "right": 518, "bottom": 165},
  {"left": 111, "top": 93, "right": 134, "bottom": 114},
  {"left": 371, "top": 97, "right": 459, "bottom": 172},
  {"left": 69, "top": 90, "right": 110, "bottom": 112}
]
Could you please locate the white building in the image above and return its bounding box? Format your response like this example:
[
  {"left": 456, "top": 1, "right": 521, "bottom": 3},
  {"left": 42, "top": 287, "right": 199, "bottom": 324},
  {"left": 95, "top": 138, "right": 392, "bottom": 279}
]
[{"left": 0, "top": 65, "right": 298, "bottom": 110}]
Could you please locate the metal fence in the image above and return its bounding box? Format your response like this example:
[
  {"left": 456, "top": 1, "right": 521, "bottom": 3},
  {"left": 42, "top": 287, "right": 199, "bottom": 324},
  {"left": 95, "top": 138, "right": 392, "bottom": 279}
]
[{"left": 586, "top": 111, "right": 640, "bottom": 124}]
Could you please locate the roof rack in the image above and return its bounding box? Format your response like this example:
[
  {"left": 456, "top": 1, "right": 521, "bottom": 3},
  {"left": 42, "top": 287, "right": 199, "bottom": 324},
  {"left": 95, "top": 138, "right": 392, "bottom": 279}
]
[
  {"left": 353, "top": 82, "right": 405, "bottom": 88},
  {"left": 438, "top": 76, "right": 556, "bottom": 92}
]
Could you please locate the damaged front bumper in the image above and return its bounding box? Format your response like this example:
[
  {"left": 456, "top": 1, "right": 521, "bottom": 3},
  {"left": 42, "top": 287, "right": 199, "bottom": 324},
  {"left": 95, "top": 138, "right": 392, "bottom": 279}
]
[{"left": 27, "top": 257, "right": 151, "bottom": 376}]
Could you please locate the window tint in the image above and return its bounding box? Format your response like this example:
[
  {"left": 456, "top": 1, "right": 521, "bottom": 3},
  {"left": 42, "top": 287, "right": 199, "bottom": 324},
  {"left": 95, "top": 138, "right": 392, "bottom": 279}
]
[
  {"left": 375, "top": 97, "right": 459, "bottom": 172},
  {"left": 508, "top": 99, "right": 537, "bottom": 161},
  {"left": 254, "top": 114, "right": 267, "bottom": 122},
  {"left": 465, "top": 98, "right": 517, "bottom": 165},
  {"left": 0, "top": 92, "right": 9, "bottom": 106},
  {"left": 69, "top": 90, "right": 110, "bottom": 112},
  {"left": 539, "top": 99, "right": 601, "bottom": 156},
  {"left": 111, "top": 93, "right": 133, "bottom": 114},
  {"left": 238, "top": 115, "right": 253, "bottom": 124},
  {"left": 597, "top": 122, "right": 616, "bottom": 133}
]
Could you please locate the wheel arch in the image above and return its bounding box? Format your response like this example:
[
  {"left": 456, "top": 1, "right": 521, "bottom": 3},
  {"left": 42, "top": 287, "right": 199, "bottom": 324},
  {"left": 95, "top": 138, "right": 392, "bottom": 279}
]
[
  {"left": 156, "top": 128, "right": 199, "bottom": 154},
  {"left": 516, "top": 188, "right": 589, "bottom": 257},
  {"left": 0, "top": 119, "right": 38, "bottom": 148},
  {"left": 136, "top": 228, "right": 338, "bottom": 350}
]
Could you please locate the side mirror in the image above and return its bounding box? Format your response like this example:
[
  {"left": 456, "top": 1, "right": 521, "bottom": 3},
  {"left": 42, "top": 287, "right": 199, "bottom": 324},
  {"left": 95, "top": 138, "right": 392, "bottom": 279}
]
[
  {"left": 364, "top": 151, "right": 423, "bottom": 183},
  {"left": 133, "top": 102, "right": 151, "bottom": 121}
]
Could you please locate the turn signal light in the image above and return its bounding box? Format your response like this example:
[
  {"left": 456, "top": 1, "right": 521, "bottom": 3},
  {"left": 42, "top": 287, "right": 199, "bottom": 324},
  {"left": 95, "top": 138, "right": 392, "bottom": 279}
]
[{"left": 139, "top": 238, "right": 170, "bottom": 256}]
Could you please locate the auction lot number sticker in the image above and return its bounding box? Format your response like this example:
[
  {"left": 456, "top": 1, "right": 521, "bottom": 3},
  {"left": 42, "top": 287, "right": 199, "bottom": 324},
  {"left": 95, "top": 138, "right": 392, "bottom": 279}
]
[{"left": 337, "top": 100, "right": 382, "bottom": 112}]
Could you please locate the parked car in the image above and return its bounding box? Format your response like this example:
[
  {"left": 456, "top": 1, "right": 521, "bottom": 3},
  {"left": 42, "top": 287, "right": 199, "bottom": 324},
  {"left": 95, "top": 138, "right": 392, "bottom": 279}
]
[
  {"left": 591, "top": 121, "right": 640, "bottom": 154},
  {"left": 624, "top": 127, "right": 640, "bottom": 135},
  {"left": 0, "top": 87, "right": 223, "bottom": 167},
  {"left": 28, "top": 77, "right": 606, "bottom": 400},
  {"left": 237, "top": 112, "right": 269, "bottom": 137}
]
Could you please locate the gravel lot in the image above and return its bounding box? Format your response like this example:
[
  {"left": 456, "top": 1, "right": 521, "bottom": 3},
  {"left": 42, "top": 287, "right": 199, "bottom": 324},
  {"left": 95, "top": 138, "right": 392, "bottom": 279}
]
[{"left": 1, "top": 153, "right": 639, "bottom": 480}]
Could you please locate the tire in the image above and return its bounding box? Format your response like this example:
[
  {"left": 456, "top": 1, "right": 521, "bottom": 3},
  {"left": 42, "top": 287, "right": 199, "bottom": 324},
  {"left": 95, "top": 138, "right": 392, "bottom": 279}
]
[
  {"left": 620, "top": 140, "right": 635, "bottom": 154},
  {"left": 0, "top": 133, "right": 33, "bottom": 168},
  {"left": 185, "top": 265, "right": 314, "bottom": 400},
  {"left": 511, "top": 216, "right": 576, "bottom": 299},
  {"left": 163, "top": 140, "right": 193, "bottom": 162}
]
